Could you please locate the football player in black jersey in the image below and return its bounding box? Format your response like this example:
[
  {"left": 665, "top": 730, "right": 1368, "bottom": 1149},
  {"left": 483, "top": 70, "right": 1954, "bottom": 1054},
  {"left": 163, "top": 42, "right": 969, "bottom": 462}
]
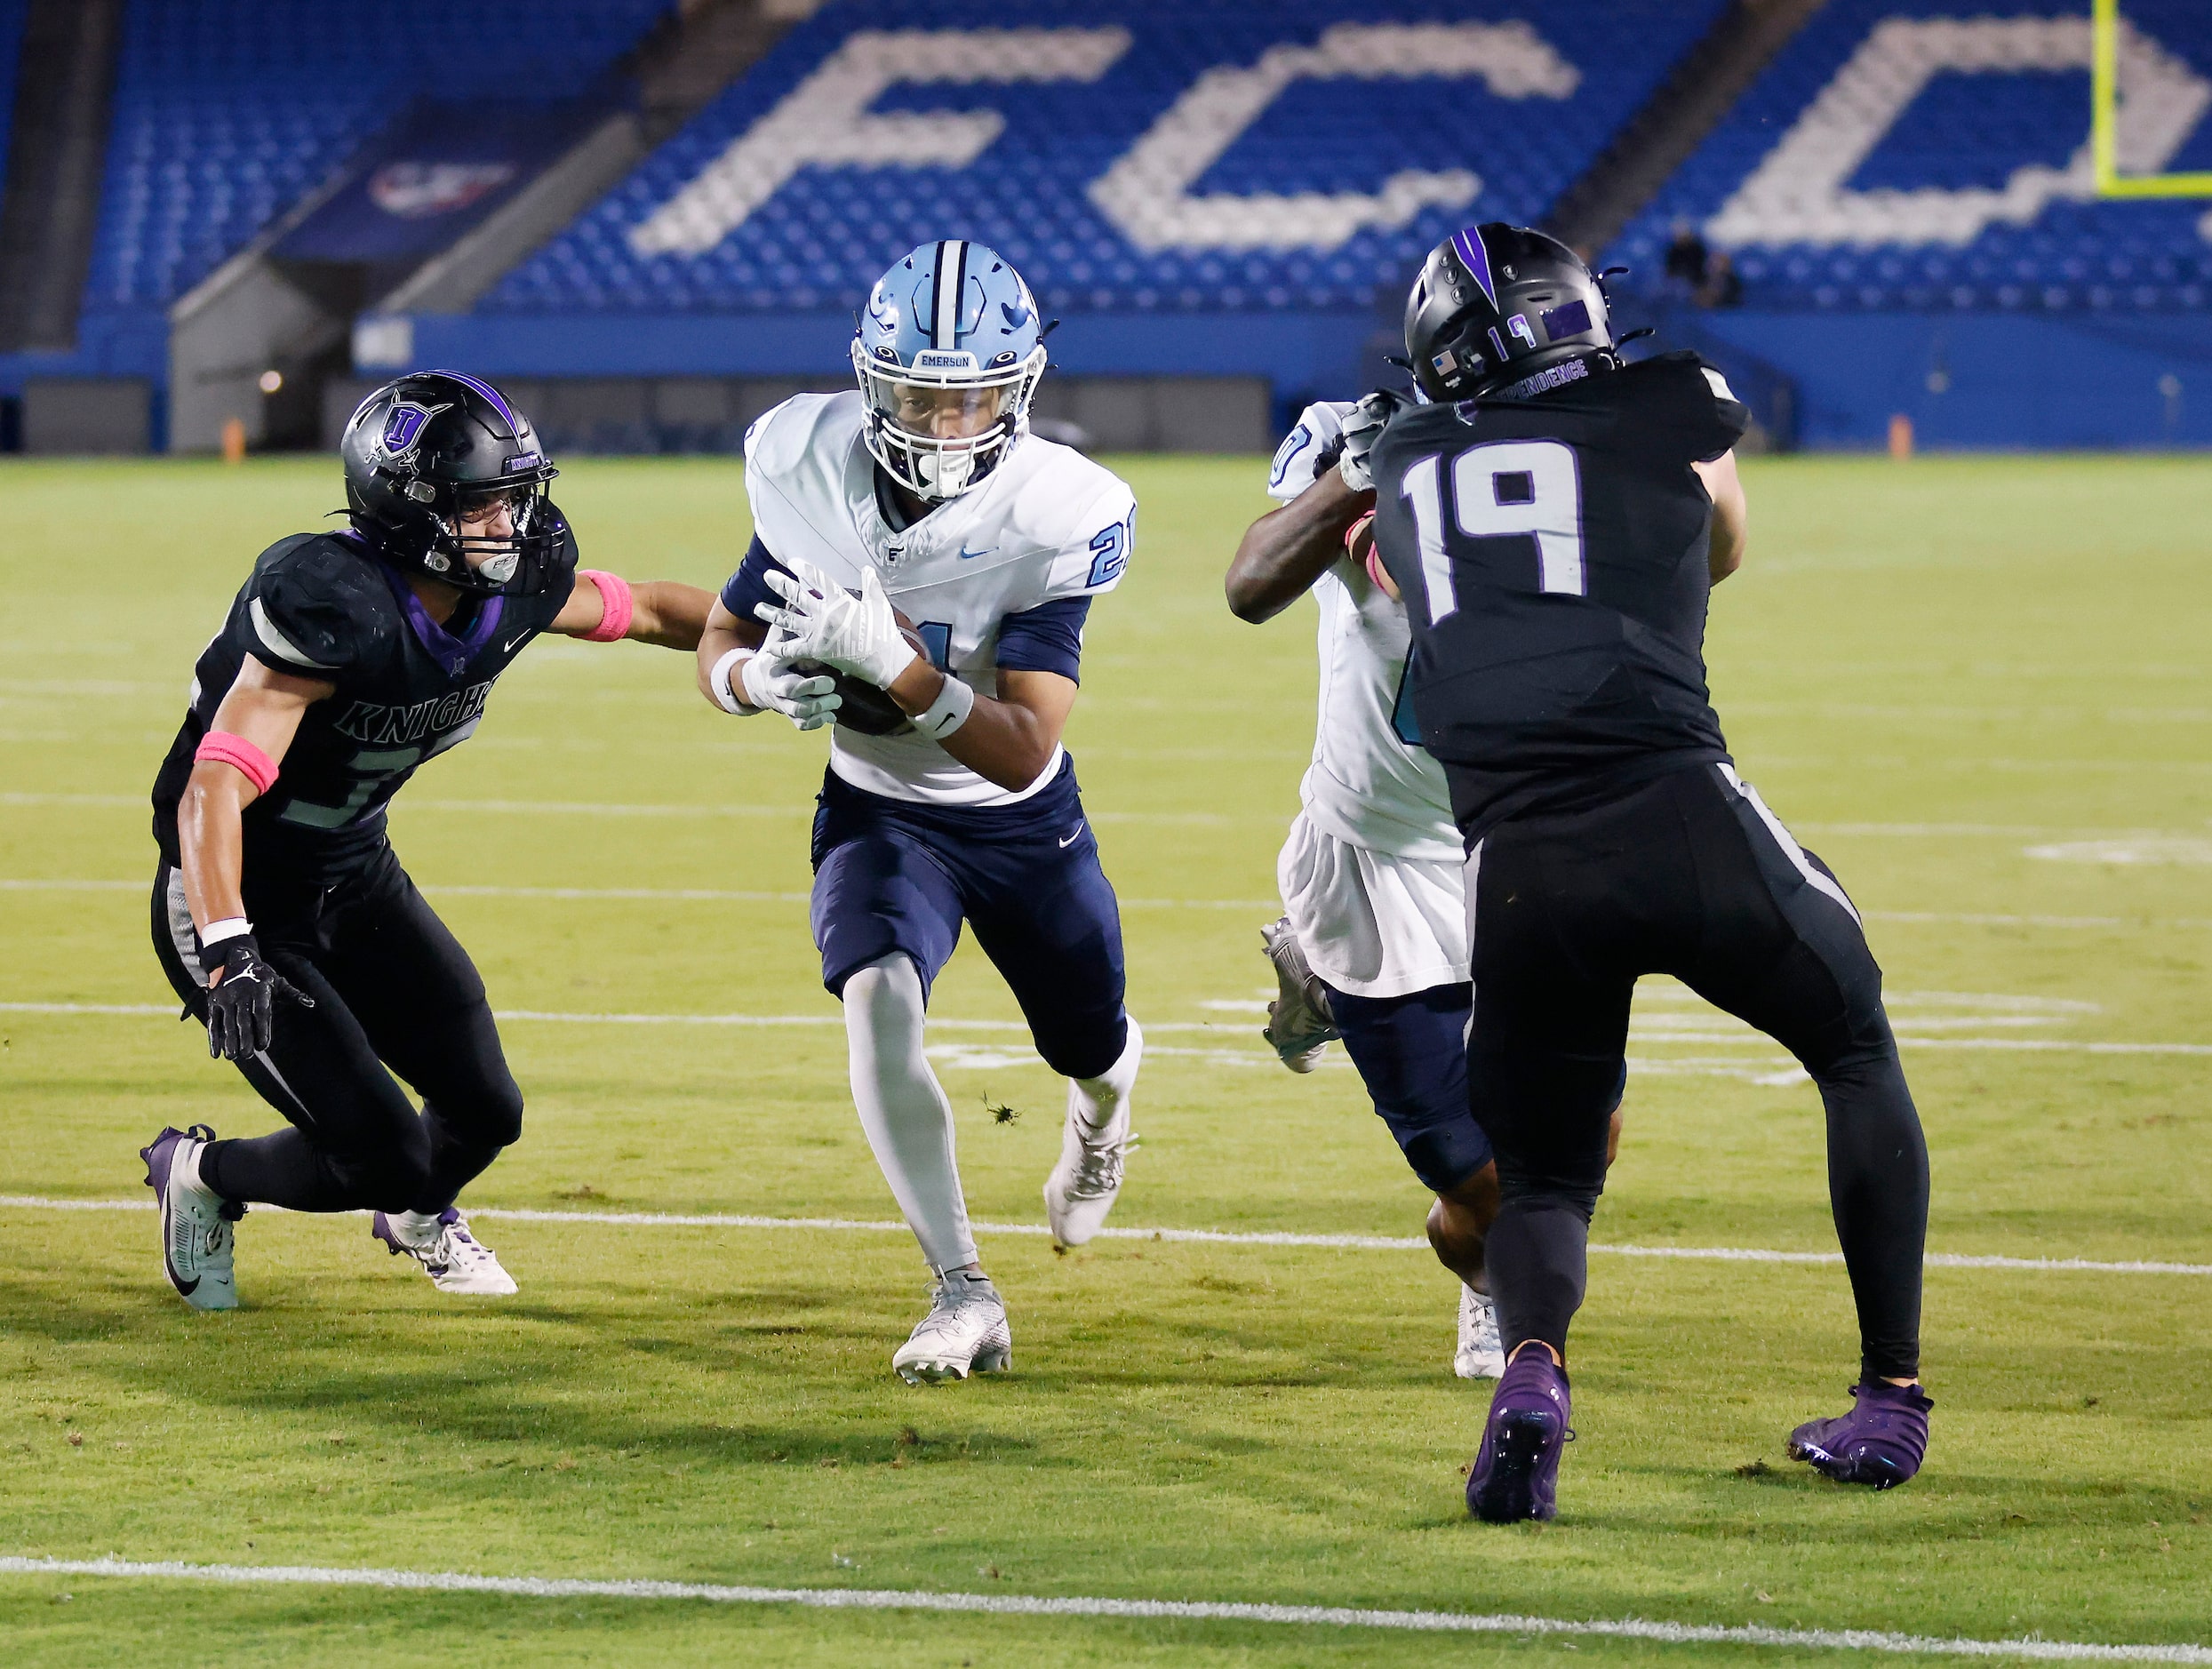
[
  {"left": 140, "top": 371, "right": 715, "bottom": 1310},
  {"left": 1341, "top": 227, "right": 1934, "bottom": 1520}
]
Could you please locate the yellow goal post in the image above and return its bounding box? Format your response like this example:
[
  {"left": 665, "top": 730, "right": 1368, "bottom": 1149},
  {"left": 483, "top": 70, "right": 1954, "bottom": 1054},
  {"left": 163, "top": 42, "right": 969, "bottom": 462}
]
[{"left": 2092, "top": 0, "right": 2212, "bottom": 196}]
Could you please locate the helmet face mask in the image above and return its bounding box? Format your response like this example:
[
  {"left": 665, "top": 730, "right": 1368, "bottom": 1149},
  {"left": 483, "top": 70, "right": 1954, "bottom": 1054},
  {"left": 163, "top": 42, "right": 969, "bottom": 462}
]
[
  {"left": 1404, "top": 223, "right": 1618, "bottom": 404},
  {"left": 852, "top": 241, "right": 1047, "bottom": 503},
  {"left": 340, "top": 371, "right": 561, "bottom": 595}
]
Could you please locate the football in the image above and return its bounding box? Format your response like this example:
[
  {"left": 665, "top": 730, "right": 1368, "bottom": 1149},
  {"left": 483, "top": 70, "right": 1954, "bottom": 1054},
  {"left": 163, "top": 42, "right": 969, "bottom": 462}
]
[{"left": 792, "top": 605, "right": 931, "bottom": 737}]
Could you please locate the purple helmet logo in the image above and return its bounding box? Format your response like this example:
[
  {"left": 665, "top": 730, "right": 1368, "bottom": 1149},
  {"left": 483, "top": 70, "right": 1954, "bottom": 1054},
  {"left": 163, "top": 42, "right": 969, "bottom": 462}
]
[{"left": 379, "top": 401, "right": 448, "bottom": 458}]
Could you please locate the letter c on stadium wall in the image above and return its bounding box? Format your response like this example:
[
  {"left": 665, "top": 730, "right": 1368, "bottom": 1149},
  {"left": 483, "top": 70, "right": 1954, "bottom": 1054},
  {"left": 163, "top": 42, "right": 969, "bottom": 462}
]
[{"left": 626, "top": 24, "right": 1579, "bottom": 260}]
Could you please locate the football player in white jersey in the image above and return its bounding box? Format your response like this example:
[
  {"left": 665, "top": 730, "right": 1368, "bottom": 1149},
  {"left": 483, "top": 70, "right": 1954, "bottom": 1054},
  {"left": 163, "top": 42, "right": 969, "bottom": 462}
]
[
  {"left": 696, "top": 242, "right": 1144, "bottom": 1385},
  {"left": 1226, "top": 396, "right": 1622, "bottom": 1380}
]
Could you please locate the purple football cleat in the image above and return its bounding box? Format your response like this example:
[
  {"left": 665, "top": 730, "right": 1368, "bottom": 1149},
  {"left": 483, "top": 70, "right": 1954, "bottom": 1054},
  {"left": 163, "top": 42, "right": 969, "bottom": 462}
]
[
  {"left": 1466, "top": 1348, "right": 1572, "bottom": 1522},
  {"left": 1789, "top": 1381, "right": 1933, "bottom": 1489}
]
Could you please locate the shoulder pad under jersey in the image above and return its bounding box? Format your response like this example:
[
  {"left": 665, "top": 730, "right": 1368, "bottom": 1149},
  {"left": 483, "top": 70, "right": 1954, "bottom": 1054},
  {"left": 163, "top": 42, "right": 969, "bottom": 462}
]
[
  {"left": 1267, "top": 401, "right": 1355, "bottom": 502},
  {"left": 994, "top": 440, "right": 1137, "bottom": 601},
  {"left": 742, "top": 392, "right": 868, "bottom": 571},
  {"left": 244, "top": 533, "right": 394, "bottom": 678}
]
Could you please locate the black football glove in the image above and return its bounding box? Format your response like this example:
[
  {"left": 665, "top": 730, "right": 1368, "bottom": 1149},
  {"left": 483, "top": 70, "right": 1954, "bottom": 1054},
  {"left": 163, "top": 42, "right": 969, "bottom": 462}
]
[
  {"left": 204, "top": 933, "right": 314, "bottom": 1062},
  {"left": 1336, "top": 388, "right": 1409, "bottom": 494}
]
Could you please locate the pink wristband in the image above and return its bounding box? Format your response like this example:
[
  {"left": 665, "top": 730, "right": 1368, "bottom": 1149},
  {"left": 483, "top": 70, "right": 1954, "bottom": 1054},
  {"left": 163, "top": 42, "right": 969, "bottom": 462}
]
[
  {"left": 196, "top": 731, "right": 279, "bottom": 795},
  {"left": 579, "top": 570, "right": 634, "bottom": 643}
]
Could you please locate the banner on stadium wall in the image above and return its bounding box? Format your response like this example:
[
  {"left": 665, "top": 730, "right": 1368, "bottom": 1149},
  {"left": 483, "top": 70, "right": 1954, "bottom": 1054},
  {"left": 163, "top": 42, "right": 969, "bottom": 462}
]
[{"left": 274, "top": 99, "right": 604, "bottom": 266}]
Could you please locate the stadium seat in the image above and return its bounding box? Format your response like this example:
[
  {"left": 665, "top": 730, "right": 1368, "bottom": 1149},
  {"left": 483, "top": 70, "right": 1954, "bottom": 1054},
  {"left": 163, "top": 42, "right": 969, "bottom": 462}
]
[
  {"left": 81, "top": 0, "right": 671, "bottom": 313},
  {"left": 482, "top": 1, "right": 1729, "bottom": 319},
  {"left": 1612, "top": 0, "right": 2212, "bottom": 311}
]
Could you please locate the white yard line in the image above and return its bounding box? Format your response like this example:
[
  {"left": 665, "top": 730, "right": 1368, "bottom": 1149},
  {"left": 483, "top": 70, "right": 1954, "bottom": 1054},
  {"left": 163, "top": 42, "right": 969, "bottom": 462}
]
[
  {"left": 11, "top": 878, "right": 2212, "bottom": 930},
  {"left": 10, "top": 1001, "right": 2209, "bottom": 1058},
  {"left": 2, "top": 1194, "right": 2204, "bottom": 1276},
  {"left": 0, "top": 1556, "right": 2202, "bottom": 1661},
  {"left": 0, "top": 879, "right": 1275, "bottom": 912}
]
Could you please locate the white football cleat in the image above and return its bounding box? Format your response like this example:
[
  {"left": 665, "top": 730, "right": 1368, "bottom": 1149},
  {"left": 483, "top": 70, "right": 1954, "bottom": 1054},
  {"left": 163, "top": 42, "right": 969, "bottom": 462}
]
[
  {"left": 1456, "top": 1282, "right": 1505, "bottom": 1379},
  {"left": 140, "top": 1124, "right": 240, "bottom": 1311},
  {"left": 1260, "top": 916, "right": 1337, "bottom": 1072},
  {"left": 1043, "top": 1027, "right": 1138, "bottom": 1249},
  {"left": 892, "top": 1269, "right": 1012, "bottom": 1384},
  {"left": 371, "top": 1208, "right": 518, "bottom": 1296}
]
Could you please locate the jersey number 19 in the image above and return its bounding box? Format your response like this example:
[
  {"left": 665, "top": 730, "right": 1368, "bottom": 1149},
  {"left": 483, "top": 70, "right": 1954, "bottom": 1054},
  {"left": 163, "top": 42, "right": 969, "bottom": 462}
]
[{"left": 1399, "top": 439, "right": 1586, "bottom": 620}]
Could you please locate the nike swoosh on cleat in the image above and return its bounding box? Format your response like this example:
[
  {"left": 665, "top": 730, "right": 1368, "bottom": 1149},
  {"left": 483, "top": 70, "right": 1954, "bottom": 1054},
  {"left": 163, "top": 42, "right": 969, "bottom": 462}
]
[{"left": 1058, "top": 823, "right": 1085, "bottom": 848}]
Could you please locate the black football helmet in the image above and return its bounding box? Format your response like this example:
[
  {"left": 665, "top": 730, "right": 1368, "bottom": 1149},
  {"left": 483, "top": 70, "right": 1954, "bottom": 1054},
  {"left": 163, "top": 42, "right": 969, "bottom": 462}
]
[
  {"left": 1403, "top": 224, "right": 1617, "bottom": 403},
  {"left": 339, "top": 371, "right": 560, "bottom": 595}
]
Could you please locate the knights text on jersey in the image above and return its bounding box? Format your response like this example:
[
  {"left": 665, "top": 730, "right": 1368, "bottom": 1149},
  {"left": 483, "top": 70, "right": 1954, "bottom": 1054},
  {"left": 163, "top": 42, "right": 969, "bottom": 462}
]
[
  {"left": 740, "top": 391, "right": 1136, "bottom": 807},
  {"left": 1366, "top": 352, "right": 1751, "bottom": 843},
  {"left": 150, "top": 521, "right": 579, "bottom": 879},
  {"left": 1267, "top": 400, "right": 1457, "bottom": 862}
]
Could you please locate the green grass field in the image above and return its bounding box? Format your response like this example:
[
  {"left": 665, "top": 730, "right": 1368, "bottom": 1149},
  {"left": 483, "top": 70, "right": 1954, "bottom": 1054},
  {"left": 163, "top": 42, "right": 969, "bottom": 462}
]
[{"left": 1, "top": 452, "right": 2208, "bottom": 1666}]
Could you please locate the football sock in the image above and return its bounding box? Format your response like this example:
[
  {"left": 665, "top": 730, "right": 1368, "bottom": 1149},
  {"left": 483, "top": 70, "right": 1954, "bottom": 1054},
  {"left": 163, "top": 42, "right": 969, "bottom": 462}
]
[
  {"left": 843, "top": 954, "right": 978, "bottom": 1272},
  {"left": 1813, "top": 1042, "right": 1929, "bottom": 1383},
  {"left": 1485, "top": 1198, "right": 1591, "bottom": 1362},
  {"left": 198, "top": 1130, "right": 350, "bottom": 1213},
  {"left": 1068, "top": 1013, "right": 1142, "bottom": 1130}
]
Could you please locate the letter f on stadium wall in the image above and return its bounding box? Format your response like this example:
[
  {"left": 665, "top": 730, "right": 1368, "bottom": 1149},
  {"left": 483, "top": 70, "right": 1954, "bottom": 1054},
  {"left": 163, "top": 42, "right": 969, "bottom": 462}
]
[
  {"left": 626, "top": 22, "right": 1580, "bottom": 260},
  {"left": 628, "top": 29, "right": 1133, "bottom": 256}
]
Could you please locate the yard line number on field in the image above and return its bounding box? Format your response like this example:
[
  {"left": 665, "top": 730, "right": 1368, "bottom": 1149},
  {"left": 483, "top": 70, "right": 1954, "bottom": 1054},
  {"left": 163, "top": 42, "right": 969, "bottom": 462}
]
[{"left": 0, "top": 1556, "right": 2203, "bottom": 1663}]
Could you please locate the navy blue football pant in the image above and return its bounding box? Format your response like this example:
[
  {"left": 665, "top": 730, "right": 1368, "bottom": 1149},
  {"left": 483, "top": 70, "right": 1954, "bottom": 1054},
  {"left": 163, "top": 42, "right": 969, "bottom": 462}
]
[
  {"left": 1465, "top": 763, "right": 1929, "bottom": 1384},
  {"left": 152, "top": 845, "right": 523, "bottom": 1214},
  {"left": 1324, "top": 983, "right": 1491, "bottom": 1194},
  {"left": 809, "top": 756, "right": 1129, "bottom": 1080}
]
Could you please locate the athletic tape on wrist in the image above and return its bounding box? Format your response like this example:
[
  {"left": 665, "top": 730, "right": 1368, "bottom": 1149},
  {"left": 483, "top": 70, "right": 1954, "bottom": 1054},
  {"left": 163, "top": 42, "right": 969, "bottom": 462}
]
[
  {"left": 194, "top": 731, "right": 279, "bottom": 795},
  {"left": 198, "top": 917, "right": 251, "bottom": 946},
  {"left": 911, "top": 672, "right": 974, "bottom": 741},
  {"left": 709, "top": 645, "right": 755, "bottom": 715},
  {"left": 578, "top": 570, "right": 635, "bottom": 643},
  {"left": 1344, "top": 510, "right": 1376, "bottom": 555}
]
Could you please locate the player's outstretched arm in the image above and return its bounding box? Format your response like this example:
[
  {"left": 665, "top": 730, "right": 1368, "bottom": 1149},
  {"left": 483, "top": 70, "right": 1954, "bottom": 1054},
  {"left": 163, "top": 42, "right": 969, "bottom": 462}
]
[
  {"left": 550, "top": 571, "right": 715, "bottom": 649},
  {"left": 1226, "top": 467, "right": 1373, "bottom": 623},
  {"left": 1692, "top": 451, "right": 1748, "bottom": 583},
  {"left": 179, "top": 659, "right": 328, "bottom": 936}
]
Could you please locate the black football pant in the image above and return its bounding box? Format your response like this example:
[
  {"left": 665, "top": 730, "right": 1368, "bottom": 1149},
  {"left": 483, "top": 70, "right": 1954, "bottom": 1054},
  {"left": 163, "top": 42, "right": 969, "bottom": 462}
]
[
  {"left": 1466, "top": 763, "right": 1928, "bottom": 1383},
  {"left": 152, "top": 846, "right": 523, "bottom": 1215}
]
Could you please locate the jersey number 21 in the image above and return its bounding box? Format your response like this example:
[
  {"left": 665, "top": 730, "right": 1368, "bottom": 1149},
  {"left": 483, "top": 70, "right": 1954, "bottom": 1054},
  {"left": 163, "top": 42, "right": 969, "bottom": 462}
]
[{"left": 1399, "top": 439, "right": 1586, "bottom": 619}]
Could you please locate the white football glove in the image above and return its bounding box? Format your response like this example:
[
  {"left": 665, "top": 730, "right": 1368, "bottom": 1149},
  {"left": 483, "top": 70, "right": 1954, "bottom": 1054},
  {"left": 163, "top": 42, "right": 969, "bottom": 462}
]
[
  {"left": 739, "top": 625, "right": 842, "bottom": 731},
  {"left": 1336, "top": 388, "right": 1409, "bottom": 494},
  {"left": 755, "top": 556, "right": 919, "bottom": 690}
]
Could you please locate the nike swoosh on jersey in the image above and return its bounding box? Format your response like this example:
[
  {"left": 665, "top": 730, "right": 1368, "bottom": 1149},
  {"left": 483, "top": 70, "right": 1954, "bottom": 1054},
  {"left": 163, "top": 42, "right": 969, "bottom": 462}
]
[
  {"left": 504, "top": 632, "right": 531, "bottom": 652},
  {"left": 959, "top": 545, "right": 996, "bottom": 560},
  {"left": 1058, "top": 822, "right": 1085, "bottom": 848}
]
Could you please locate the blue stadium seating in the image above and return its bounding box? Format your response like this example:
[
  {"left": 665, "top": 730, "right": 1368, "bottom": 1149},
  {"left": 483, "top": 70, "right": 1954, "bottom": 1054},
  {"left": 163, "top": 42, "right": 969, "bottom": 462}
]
[
  {"left": 1614, "top": 0, "right": 2212, "bottom": 312},
  {"left": 83, "top": 0, "right": 671, "bottom": 312},
  {"left": 484, "top": 0, "right": 1727, "bottom": 318},
  {"left": 0, "top": 0, "right": 28, "bottom": 193}
]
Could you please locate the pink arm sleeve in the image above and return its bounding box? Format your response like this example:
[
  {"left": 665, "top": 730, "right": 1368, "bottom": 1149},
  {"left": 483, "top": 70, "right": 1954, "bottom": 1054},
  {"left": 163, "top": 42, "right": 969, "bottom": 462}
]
[{"left": 577, "top": 570, "right": 635, "bottom": 643}]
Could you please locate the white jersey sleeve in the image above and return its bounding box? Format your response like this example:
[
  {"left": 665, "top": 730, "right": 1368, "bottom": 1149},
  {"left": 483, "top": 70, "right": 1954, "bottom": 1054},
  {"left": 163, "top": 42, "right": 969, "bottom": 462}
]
[
  {"left": 1266, "top": 401, "right": 1354, "bottom": 503},
  {"left": 740, "top": 394, "right": 1135, "bottom": 808}
]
